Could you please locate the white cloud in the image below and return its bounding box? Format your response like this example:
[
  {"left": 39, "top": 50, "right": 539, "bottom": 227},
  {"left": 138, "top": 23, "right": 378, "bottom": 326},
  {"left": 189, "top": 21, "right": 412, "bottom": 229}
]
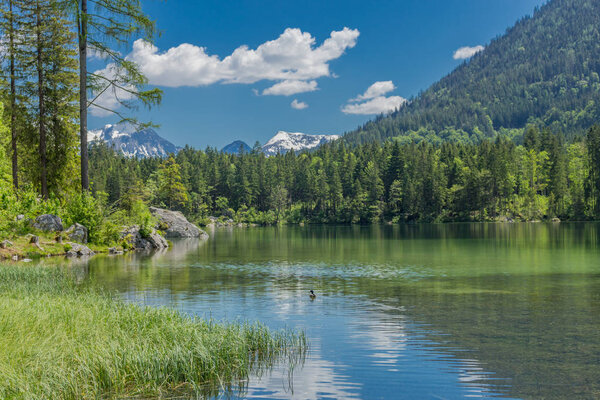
[
  {"left": 291, "top": 99, "right": 308, "bottom": 110},
  {"left": 342, "top": 96, "right": 406, "bottom": 115},
  {"left": 89, "top": 64, "right": 137, "bottom": 117},
  {"left": 342, "top": 81, "right": 406, "bottom": 115},
  {"left": 87, "top": 45, "right": 115, "bottom": 60},
  {"left": 453, "top": 45, "right": 484, "bottom": 60},
  {"left": 127, "top": 27, "right": 359, "bottom": 87},
  {"left": 263, "top": 80, "right": 318, "bottom": 96},
  {"left": 352, "top": 80, "right": 395, "bottom": 101}
]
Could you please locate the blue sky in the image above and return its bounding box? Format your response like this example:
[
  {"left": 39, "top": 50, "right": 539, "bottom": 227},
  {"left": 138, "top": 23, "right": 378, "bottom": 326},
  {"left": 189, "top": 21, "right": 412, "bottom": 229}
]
[{"left": 89, "top": 0, "right": 546, "bottom": 149}]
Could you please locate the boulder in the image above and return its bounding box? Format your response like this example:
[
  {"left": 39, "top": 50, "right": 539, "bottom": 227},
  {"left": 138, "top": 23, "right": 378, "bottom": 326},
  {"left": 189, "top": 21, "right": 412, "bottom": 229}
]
[
  {"left": 66, "top": 223, "right": 88, "bottom": 243},
  {"left": 147, "top": 231, "right": 169, "bottom": 249},
  {"left": 33, "top": 214, "right": 63, "bottom": 232},
  {"left": 149, "top": 207, "right": 208, "bottom": 239},
  {"left": 108, "top": 247, "right": 124, "bottom": 255},
  {"left": 121, "top": 226, "right": 169, "bottom": 251},
  {"left": 66, "top": 242, "right": 95, "bottom": 257},
  {"left": 16, "top": 214, "right": 24, "bottom": 221},
  {"left": 551, "top": 217, "right": 561, "bottom": 223}
]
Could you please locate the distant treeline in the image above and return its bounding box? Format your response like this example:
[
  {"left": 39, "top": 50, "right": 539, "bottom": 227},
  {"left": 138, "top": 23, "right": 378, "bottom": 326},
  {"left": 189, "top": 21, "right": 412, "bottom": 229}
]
[{"left": 89, "top": 125, "right": 600, "bottom": 225}]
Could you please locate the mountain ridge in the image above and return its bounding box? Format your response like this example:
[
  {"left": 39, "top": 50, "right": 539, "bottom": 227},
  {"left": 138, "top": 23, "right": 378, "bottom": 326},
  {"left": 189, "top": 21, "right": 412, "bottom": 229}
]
[
  {"left": 221, "top": 140, "right": 252, "bottom": 154},
  {"left": 261, "top": 131, "right": 340, "bottom": 156},
  {"left": 88, "top": 124, "right": 179, "bottom": 158},
  {"left": 343, "top": 0, "right": 600, "bottom": 145}
]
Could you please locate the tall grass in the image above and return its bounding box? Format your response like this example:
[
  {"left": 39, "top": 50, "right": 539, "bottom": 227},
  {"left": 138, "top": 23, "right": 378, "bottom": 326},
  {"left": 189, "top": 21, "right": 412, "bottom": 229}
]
[{"left": 0, "top": 265, "right": 307, "bottom": 399}]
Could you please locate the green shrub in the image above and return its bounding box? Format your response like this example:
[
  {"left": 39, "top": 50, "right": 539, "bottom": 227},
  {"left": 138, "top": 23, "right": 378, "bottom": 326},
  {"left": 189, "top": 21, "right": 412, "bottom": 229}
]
[
  {"left": 63, "top": 193, "right": 104, "bottom": 243},
  {"left": 130, "top": 200, "right": 156, "bottom": 238}
]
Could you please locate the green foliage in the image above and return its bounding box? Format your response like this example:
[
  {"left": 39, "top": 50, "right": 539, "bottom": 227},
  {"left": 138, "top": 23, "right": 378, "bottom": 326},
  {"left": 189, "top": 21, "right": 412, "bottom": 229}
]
[
  {"left": 131, "top": 200, "right": 156, "bottom": 238},
  {"left": 155, "top": 155, "right": 189, "bottom": 211},
  {"left": 63, "top": 192, "right": 103, "bottom": 243}
]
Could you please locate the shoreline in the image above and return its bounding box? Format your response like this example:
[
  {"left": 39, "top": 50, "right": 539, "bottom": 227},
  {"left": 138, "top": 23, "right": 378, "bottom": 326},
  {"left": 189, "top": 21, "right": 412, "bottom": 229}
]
[{"left": 4, "top": 218, "right": 594, "bottom": 262}]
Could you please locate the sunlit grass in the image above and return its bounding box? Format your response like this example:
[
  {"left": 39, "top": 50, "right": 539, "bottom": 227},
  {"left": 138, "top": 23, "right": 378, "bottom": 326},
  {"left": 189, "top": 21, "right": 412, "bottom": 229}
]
[{"left": 0, "top": 265, "right": 306, "bottom": 399}]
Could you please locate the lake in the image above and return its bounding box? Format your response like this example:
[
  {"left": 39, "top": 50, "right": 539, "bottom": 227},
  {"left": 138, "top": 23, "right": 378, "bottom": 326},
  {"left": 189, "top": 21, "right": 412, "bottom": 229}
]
[{"left": 66, "top": 223, "right": 600, "bottom": 399}]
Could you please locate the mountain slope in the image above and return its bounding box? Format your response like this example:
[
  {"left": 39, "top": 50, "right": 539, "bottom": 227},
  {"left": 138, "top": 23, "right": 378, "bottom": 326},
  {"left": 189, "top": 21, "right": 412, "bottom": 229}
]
[
  {"left": 88, "top": 125, "right": 179, "bottom": 158},
  {"left": 344, "top": 0, "right": 600, "bottom": 145},
  {"left": 262, "top": 131, "right": 340, "bottom": 156},
  {"left": 221, "top": 140, "right": 252, "bottom": 154}
]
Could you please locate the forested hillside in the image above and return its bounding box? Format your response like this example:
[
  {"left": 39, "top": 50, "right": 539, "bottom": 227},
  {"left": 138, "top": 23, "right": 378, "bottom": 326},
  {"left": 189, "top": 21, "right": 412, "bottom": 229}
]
[{"left": 344, "top": 0, "right": 600, "bottom": 145}]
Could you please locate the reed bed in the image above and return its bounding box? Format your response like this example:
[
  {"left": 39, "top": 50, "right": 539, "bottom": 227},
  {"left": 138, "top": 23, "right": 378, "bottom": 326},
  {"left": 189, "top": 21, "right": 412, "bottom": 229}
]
[{"left": 0, "top": 265, "right": 307, "bottom": 399}]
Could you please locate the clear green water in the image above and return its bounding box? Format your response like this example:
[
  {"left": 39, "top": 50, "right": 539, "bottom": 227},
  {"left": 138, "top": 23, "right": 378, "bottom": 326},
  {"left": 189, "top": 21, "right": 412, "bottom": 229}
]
[{"left": 71, "top": 223, "right": 600, "bottom": 399}]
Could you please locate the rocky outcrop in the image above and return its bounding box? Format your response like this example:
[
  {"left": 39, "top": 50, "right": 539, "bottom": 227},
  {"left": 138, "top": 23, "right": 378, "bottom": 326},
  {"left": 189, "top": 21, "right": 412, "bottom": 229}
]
[
  {"left": 33, "top": 214, "right": 63, "bottom": 232},
  {"left": 121, "top": 226, "right": 169, "bottom": 251},
  {"left": 150, "top": 207, "right": 208, "bottom": 239},
  {"left": 66, "top": 242, "right": 95, "bottom": 257},
  {"left": 108, "top": 247, "right": 124, "bottom": 255},
  {"left": 66, "top": 223, "right": 88, "bottom": 243}
]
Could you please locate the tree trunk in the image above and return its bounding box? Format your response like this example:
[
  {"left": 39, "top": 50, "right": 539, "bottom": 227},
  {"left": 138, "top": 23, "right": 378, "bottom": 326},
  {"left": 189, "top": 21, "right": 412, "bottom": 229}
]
[
  {"left": 36, "top": 1, "right": 48, "bottom": 199},
  {"left": 8, "top": 0, "right": 18, "bottom": 190},
  {"left": 79, "top": 0, "right": 89, "bottom": 191}
]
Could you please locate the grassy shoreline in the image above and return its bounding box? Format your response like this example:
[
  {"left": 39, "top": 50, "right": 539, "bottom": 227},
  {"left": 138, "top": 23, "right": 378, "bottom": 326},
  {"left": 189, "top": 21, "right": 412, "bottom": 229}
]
[
  {"left": 0, "top": 265, "right": 306, "bottom": 399},
  {"left": 0, "top": 233, "right": 112, "bottom": 261}
]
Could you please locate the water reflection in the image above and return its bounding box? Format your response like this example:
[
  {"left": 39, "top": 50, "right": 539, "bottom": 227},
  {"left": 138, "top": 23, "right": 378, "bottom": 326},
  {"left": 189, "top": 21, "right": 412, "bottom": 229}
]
[{"left": 55, "top": 223, "right": 600, "bottom": 399}]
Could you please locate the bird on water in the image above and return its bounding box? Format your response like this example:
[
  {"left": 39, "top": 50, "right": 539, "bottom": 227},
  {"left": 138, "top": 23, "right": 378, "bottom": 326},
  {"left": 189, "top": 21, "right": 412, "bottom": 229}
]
[{"left": 309, "top": 290, "right": 316, "bottom": 300}]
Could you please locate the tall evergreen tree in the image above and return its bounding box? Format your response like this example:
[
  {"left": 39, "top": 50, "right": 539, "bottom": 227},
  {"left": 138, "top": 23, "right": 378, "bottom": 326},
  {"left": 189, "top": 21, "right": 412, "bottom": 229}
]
[
  {"left": 586, "top": 125, "right": 600, "bottom": 215},
  {"left": 70, "top": 0, "right": 162, "bottom": 191}
]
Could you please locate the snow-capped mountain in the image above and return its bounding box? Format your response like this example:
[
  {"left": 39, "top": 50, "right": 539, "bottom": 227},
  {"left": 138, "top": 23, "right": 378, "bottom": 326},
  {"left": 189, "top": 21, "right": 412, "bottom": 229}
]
[
  {"left": 261, "top": 131, "right": 340, "bottom": 156},
  {"left": 221, "top": 140, "right": 252, "bottom": 154},
  {"left": 88, "top": 124, "right": 179, "bottom": 158}
]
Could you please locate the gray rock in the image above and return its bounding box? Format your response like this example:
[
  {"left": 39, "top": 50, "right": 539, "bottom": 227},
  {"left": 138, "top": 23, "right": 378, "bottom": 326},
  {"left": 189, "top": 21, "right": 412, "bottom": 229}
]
[
  {"left": 551, "top": 217, "right": 561, "bottom": 223},
  {"left": 120, "top": 226, "right": 169, "bottom": 251},
  {"left": 66, "top": 223, "right": 88, "bottom": 243},
  {"left": 149, "top": 207, "right": 208, "bottom": 239},
  {"left": 33, "top": 214, "right": 63, "bottom": 232},
  {"left": 16, "top": 214, "right": 24, "bottom": 221},
  {"left": 0, "top": 240, "right": 13, "bottom": 249},
  {"left": 108, "top": 247, "right": 123, "bottom": 255},
  {"left": 66, "top": 242, "right": 95, "bottom": 257},
  {"left": 11, "top": 255, "right": 18, "bottom": 261},
  {"left": 147, "top": 231, "right": 169, "bottom": 249}
]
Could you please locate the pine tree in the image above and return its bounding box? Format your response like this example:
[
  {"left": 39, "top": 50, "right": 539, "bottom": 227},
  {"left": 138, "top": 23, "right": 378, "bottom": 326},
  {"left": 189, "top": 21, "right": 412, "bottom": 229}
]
[
  {"left": 18, "top": 0, "right": 78, "bottom": 198},
  {"left": 586, "top": 125, "right": 600, "bottom": 215},
  {"left": 0, "top": 0, "right": 22, "bottom": 189},
  {"left": 157, "top": 156, "right": 189, "bottom": 211},
  {"left": 70, "top": 0, "right": 162, "bottom": 191}
]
